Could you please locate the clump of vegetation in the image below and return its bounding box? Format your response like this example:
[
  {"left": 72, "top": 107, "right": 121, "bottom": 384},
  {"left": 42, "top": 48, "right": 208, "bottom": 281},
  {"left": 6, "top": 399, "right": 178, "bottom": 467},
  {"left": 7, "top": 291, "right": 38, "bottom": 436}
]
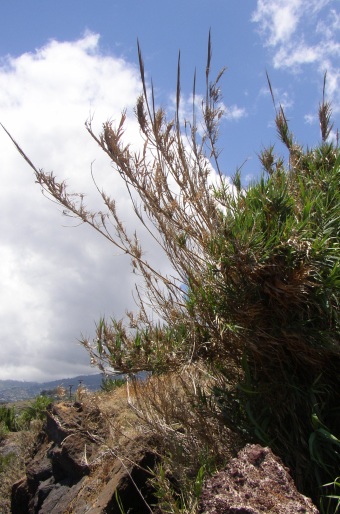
[
  {"left": 101, "top": 375, "right": 127, "bottom": 392},
  {"left": 0, "top": 396, "right": 51, "bottom": 514},
  {"left": 16, "top": 395, "right": 52, "bottom": 429},
  {"left": 3, "top": 35, "right": 339, "bottom": 512},
  {"left": 0, "top": 396, "right": 51, "bottom": 435},
  {"left": 128, "top": 364, "right": 243, "bottom": 513},
  {"left": 0, "top": 406, "right": 17, "bottom": 436}
]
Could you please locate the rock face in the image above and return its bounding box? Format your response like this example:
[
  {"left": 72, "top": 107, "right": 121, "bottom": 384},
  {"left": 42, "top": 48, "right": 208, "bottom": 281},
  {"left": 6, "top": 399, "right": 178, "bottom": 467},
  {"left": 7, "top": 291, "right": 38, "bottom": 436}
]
[
  {"left": 199, "top": 444, "right": 319, "bottom": 514},
  {"left": 11, "top": 402, "right": 157, "bottom": 514}
]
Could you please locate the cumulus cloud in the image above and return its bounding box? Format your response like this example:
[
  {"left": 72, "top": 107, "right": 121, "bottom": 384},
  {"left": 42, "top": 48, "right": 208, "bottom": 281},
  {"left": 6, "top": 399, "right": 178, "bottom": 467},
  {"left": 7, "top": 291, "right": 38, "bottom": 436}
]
[
  {"left": 223, "top": 104, "right": 247, "bottom": 121},
  {"left": 252, "top": 0, "right": 340, "bottom": 112},
  {"left": 252, "top": 0, "right": 303, "bottom": 46},
  {"left": 252, "top": 0, "right": 334, "bottom": 47},
  {"left": 0, "top": 33, "right": 166, "bottom": 381}
]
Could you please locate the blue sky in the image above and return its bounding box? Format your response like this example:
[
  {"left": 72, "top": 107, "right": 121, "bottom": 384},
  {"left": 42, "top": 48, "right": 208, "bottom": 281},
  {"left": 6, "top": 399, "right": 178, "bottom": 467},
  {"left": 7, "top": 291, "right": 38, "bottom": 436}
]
[{"left": 0, "top": 0, "right": 339, "bottom": 381}]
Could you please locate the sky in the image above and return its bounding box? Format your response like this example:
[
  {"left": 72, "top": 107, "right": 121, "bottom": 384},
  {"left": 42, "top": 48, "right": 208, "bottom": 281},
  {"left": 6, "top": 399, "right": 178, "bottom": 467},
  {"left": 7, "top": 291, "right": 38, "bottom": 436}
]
[{"left": 0, "top": 0, "right": 339, "bottom": 382}]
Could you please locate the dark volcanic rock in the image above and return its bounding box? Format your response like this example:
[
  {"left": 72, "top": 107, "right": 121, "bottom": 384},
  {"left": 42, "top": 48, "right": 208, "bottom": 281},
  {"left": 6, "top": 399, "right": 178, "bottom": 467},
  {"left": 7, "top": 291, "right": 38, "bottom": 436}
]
[
  {"left": 11, "top": 401, "right": 158, "bottom": 514},
  {"left": 199, "top": 444, "right": 319, "bottom": 514},
  {"left": 11, "top": 478, "right": 29, "bottom": 514},
  {"left": 26, "top": 443, "right": 53, "bottom": 491}
]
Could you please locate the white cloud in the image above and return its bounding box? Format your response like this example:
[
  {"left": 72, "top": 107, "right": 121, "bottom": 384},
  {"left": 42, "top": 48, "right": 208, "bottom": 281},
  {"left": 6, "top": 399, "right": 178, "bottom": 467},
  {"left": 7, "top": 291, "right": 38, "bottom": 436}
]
[
  {"left": 304, "top": 113, "right": 317, "bottom": 125},
  {"left": 252, "top": 0, "right": 304, "bottom": 46},
  {"left": 252, "top": 0, "right": 334, "bottom": 47},
  {"left": 273, "top": 39, "right": 340, "bottom": 71},
  {"left": 316, "top": 8, "right": 340, "bottom": 39},
  {"left": 252, "top": 0, "right": 340, "bottom": 112},
  {"left": 224, "top": 104, "right": 247, "bottom": 121},
  {"left": 0, "top": 33, "right": 166, "bottom": 381},
  {"left": 273, "top": 42, "right": 320, "bottom": 69}
]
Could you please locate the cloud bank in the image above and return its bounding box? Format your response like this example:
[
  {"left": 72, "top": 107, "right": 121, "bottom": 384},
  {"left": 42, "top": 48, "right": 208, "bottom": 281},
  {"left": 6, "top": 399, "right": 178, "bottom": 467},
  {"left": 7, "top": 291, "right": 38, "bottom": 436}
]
[
  {"left": 0, "top": 33, "right": 151, "bottom": 381},
  {"left": 252, "top": 0, "right": 340, "bottom": 111}
]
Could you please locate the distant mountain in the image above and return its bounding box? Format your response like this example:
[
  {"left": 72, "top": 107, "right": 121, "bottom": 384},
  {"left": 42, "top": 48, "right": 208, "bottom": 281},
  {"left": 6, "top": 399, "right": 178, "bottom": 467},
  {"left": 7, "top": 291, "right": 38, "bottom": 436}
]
[{"left": 0, "top": 373, "right": 107, "bottom": 403}]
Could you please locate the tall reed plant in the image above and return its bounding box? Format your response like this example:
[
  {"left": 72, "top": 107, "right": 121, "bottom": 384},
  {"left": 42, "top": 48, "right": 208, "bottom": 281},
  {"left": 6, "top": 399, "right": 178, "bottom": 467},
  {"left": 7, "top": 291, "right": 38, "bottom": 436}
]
[{"left": 3, "top": 35, "right": 339, "bottom": 510}]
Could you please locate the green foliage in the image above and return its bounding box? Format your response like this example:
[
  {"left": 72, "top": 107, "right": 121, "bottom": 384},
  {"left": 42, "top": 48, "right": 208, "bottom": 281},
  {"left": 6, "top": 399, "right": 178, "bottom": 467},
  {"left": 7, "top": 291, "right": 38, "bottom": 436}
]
[
  {"left": 17, "top": 395, "right": 52, "bottom": 429},
  {"left": 0, "top": 422, "right": 9, "bottom": 442},
  {"left": 115, "top": 490, "right": 127, "bottom": 514},
  {"left": 149, "top": 461, "right": 203, "bottom": 514},
  {"left": 201, "top": 142, "right": 340, "bottom": 504},
  {"left": 100, "top": 375, "right": 126, "bottom": 392},
  {"left": 0, "top": 397, "right": 52, "bottom": 434},
  {"left": 0, "top": 406, "right": 17, "bottom": 432},
  {"left": 321, "top": 477, "right": 340, "bottom": 514},
  {"left": 92, "top": 317, "right": 191, "bottom": 374},
  {"left": 0, "top": 452, "right": 16, "bottom": 474}
]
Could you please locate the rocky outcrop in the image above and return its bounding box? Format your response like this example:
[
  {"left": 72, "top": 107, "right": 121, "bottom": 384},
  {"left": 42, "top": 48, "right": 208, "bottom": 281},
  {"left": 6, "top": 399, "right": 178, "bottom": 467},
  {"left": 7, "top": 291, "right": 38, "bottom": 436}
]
[
  {"left": 11, "top": 401, "right": 319, "bottom": 513},
  {"left": 11, "top": 401, "right": 157, "bottom": 514},
  {"left": 199, "top": 444, "right": 319, "bottom": 514}
]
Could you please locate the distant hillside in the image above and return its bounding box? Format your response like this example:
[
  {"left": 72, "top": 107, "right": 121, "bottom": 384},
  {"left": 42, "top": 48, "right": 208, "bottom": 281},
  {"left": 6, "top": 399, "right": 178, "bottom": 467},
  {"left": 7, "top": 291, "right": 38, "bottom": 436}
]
[{"left": 0, "top": 374, "right": 108, "bottom": 403}]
